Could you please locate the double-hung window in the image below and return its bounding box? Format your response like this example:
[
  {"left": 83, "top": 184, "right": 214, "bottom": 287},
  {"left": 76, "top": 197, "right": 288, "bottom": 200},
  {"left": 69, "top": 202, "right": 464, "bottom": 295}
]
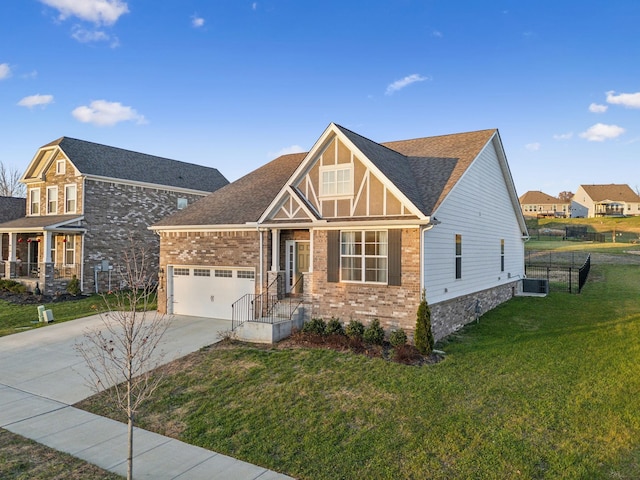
[
  {"left": 65, "top": 184, "right": 77, "bottom": 213},
  {"left": 56, "top": 159, "right": 66, "bottom": 175},
  {"left": 320, "top": 165, "right": 352, "bottom": 197},
  {"left": 47, "top": 186, "right": 58, "bottom": 214},
  {"left": 30, "top": 188, "right": 40, "bottom": 215},
  {"left": 64, "top": 235, "right": 75, "bottom": 265},
  {"left": 340, "top": 230, "right": 388, "bottom": 283},
  {"left": 500, "top": 239, "right": 505, "bottom": 272}
]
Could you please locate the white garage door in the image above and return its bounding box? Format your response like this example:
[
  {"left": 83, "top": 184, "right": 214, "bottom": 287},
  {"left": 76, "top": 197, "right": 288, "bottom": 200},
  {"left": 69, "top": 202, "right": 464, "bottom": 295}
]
[{"left": 170, "top": 266, "right": 255, "bottom": 319}]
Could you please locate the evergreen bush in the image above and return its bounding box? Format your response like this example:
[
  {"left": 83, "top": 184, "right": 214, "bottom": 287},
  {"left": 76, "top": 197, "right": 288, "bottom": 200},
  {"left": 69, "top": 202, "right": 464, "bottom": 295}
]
[
  {"left": 389, "top": 328, "right": 408, "bottom": 347},
  {"left": 302, "top": 317, "right": 327, "bottom": 335},
  {"left": 325, "top": 317, "right": 345, "bottom": 336},
  {"left": 66, "top": 275, "right": 81, "bottom": 296},
  {"left": 415, "top": 289, "right": 434, "bottom": 355},
  {"left": 345, "top": 320, "right": 365, "bottom": 339},
  {"left": 363, "top": 319, "right": 385, "bottom": 345}
]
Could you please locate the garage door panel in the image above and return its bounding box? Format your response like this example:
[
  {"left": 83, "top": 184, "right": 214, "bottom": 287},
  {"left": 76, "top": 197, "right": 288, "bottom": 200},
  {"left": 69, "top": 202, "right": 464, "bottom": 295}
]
[{"left": 170, "top": 267, "right": 255, "bottom": 319}]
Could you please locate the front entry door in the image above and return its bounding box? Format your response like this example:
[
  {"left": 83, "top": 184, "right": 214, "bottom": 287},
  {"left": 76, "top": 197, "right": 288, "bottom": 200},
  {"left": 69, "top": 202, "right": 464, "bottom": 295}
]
[{"left": 285, "top": 241, "right": 310, "bottom": 294}]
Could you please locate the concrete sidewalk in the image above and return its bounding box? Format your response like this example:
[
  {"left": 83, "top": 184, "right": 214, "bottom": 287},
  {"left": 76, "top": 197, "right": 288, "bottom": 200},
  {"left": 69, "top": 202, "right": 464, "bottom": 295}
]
[{"left": 0, "top": 314, "right": 293, "bottom": 479}]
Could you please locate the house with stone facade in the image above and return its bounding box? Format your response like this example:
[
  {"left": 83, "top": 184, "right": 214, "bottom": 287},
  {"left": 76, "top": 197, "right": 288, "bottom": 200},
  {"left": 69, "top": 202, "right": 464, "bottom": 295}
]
[
  {"left": 152, "top": 123, "right": 528, "bottom": 342},
  {"left": 0, "top": 137, "right": 228, "bottom": 294},
  {"left": 571, "top": 184, "right": 640, "bottom": 218},
  {"left": 0, "top": 196, "right": 26, "bottom": 270}
]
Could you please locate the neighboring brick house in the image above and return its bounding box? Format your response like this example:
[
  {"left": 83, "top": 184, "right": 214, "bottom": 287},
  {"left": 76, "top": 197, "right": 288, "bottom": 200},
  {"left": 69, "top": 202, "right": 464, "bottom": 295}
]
[
  {"left": 0, "top": 196, "right": 26, "bottom": 271},
  {"left": 571, "top": 184, "right": 640, "bottom": 218},
  {"left": 152, "top": 123, "right": 528, "bottom": 342},
  {"left": 519, "top": 191, "right": 569, "bottom": 218},
  {"left": 0, "top": 137, "right": 228, "bottom": 294}
]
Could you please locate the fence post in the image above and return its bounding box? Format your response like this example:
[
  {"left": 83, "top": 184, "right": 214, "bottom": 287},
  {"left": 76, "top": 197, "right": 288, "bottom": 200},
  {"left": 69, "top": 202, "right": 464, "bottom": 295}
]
[{"left": 569, "top": 267, "right": 572, "bottom": 294}]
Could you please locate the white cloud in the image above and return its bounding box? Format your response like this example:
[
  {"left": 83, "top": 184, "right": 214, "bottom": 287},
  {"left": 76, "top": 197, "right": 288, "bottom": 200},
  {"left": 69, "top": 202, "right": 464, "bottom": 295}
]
[
  {"left": 606, "top": 90, "right": 640, "bottom": 109},
  {"left": 18, "top": 94, "right": 54, "bottom": 108},
  {"left": 579, "top": 123, "right": 625, "bottom": 142},
  {"left": 40, "top": 0, "right": 129, "bottom": 26},
  {"left": 191, "top": 15, "right": 205, "bottom": 28},
  {"left": 0, "top": 63, "right": 11, "bottom": 79},
  {"left": 268, "top": 145, "right": 305, "bottom": 158},
  {"left": 588, "top": 103, "right": 608, "bottom": 113},
  {"left": 525, "top": 142, "right": 541, "bottom": 151},
  {"left": 553, "top": 132, "right": 573, "bottom": 140},
  {"left": 71, "top": 26, "right": 119, "bottom": 46},
  {"left": 385, "top": 74, "right": 430, "bottom": 95},
  {"left": 432, "top": 30, "right": 442, "bottom": 37},
  {"left": 252, "top": 3, "right": 258, "bottom": 11},
  {"left": 72, "top": 100, "right": 146, "bottom": 126}
]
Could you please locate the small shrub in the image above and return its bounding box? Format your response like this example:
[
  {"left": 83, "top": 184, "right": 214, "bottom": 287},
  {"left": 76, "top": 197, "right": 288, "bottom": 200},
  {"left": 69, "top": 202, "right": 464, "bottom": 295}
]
[
  {"left": 66, "top": 275, "right": 81, "bottom": 296},
  {"left": 389, "top": 328, "right": 408, "bottom": 347},
  {"left": 0, "top": 279, "right": 27, "bottom": 294},
  {"left": 345, "top": 320, "right": 365, "bottom": 339},
  {"left": 363, "top": 319, "right": 385, "bottom": 345},
  {"left": 415, "top": 289, "right": 434, "bottom": 355},
  {"left": 302, "top": 317, "right": 326, "bottom": 335},
  {"left": 325, "top": 317, "right": 345, "bottom": 336}
]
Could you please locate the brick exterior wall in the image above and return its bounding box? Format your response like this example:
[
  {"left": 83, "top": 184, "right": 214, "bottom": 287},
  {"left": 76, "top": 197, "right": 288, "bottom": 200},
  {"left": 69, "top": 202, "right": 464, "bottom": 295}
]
[
  {"left": 157, "top": 230, "right": 266, "bottom": 314},
  {"left": 307, "top": 228, "right": 422, "bottom": 333}
]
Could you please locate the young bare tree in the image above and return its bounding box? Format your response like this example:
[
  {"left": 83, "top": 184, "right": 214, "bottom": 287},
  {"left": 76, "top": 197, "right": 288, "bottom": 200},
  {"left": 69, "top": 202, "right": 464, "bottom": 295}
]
[
  {"left": 75, "top": 240, "right": 170, "bottom": 480},
  {"left": 0, "top": 161, "right": 26, "bottom": 197}
]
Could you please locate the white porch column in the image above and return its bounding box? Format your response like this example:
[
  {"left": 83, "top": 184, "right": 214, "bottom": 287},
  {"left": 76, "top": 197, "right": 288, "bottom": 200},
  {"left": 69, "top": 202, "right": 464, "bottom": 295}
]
[
  {"left": 0, "top": 234, "right": 3, "bottom": 262},
  {"left": 43, "top": 231, "right": 52, "bottom": 263},
  {"left": 271, "top": 228, "right": 280, "bottom": 271},
  {"left": 8, "top": 233, "right": 17, "bottom": 261}
]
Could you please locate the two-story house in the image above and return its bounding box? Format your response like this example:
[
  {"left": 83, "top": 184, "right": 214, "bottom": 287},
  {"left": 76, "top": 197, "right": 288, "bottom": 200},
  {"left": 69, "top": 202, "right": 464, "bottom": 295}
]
[
  {"left": 0, "top": 137, "right": 228, "bottom": 294},
  {"left": 571, "top": 184, "right": 640, "bottom": 218}
]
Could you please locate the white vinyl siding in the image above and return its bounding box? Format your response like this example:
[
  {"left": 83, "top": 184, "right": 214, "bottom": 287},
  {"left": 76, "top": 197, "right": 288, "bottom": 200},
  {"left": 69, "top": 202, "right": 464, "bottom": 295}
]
[{"left": 423, "top": 138, "right": 525, "bottom": 304}]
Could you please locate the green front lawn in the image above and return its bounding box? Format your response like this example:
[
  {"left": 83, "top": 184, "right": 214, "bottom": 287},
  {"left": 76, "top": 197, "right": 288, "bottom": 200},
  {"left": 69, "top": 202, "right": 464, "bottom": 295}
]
[{"left": 78, "top": 262, "right": 640, "bottom": 479}]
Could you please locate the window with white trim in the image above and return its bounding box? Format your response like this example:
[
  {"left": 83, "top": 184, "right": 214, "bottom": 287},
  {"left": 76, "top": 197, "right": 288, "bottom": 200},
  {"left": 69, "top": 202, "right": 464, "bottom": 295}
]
[
  {"left": 193, "top": 268, "right": 211, "bottom": 277},
  {"left": 56, "top": 159, "right": 66, "bottom": 175},
  {"left": 64, "top": 235, "right": 75, "bottom": 265},
  {"left": 30, "top": 188, "right": 40, "bottom": 215},
  {"left": 500, "top": 239, "right": 505, "bottom": 272},
  {"left": 340, "top": 230, "right": 388, "bottom": 283},
  {"left": 47, "top": 186, "right": 58, "bottom": 214},
  {"left": 237, "top": 270, "right": 255, "bottom": 279},
  {"left": 215, "top": 269, "right": 232, "bottom": 278},
  {"left": 174, "top": 268, "right": 190, "bottom": 276},
  {"left": 455, "top": 234, "right": 462, "bottom": 279},
  {"left": 177, "top": 198, "right": 188, "bottom": 210},
  {"left": 65, "top": 184, "right": 77, "bottom": 213},
  {"left": 320, "top": 165, "right": 353, "bottom": 197}
]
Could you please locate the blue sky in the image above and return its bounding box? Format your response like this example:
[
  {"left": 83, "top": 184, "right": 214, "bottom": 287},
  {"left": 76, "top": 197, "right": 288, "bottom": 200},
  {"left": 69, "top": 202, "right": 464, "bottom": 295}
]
[{"left": 1, "top": 1, "right": 639, "bottom": 198}]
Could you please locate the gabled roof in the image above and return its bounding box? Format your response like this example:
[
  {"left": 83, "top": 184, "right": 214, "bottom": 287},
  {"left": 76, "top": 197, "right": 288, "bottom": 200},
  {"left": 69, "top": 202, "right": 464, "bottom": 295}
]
[
  {"left": 0, "top": 196, "right": 25, "bottom": 223},
  {"left": 153, "top": 124, "right": 513, "bottom": 230},
  {"left": 519, "top": 190, "right": 564, "bottom": 204},
  {"left": 0, "top": 214, "right": 84, "bottom": 233},
  {"left": 32, "top": 137, "right": 229, "bottom": 192},
  {"left": 153, "top": 153, "right": 306, "bottom": 227},
  {"left": 579, "top": 184, "right": 640, "bottom": 203}
]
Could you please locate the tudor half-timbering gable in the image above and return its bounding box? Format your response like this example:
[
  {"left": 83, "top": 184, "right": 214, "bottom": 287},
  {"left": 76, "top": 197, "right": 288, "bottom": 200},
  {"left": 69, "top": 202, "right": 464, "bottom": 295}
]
[{"left": 266, "top": 124, "right": 424, "bottom": 224}]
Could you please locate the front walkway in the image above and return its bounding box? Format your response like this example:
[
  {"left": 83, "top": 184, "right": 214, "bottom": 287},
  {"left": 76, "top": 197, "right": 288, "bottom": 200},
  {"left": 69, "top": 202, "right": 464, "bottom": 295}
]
[{"left": 0, "top": 314, "right": 293, "bottom": 479}]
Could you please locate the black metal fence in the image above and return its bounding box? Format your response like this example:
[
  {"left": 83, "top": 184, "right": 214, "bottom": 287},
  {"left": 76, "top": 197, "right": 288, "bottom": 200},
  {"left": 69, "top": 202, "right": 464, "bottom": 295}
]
[{"left": 525, "top": 251, "right": 591, "bottom": 294}]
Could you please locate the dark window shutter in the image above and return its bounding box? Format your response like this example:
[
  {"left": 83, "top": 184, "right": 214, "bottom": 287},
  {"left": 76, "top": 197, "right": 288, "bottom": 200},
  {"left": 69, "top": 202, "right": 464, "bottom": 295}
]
[
  {"left": 327, "top": 230, "right": 340, "bottom": 283},
  {"left": 388, "top": 229, "right": 402, "bottom": 286}
]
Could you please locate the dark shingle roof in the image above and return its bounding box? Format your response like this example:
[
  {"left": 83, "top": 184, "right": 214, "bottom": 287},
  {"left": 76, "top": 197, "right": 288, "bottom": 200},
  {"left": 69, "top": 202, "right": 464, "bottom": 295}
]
[
  {"left": 154, "top": 153, "right": 306, "bottom": 226},
  {"left": 44, "top": 137, "right": 229, "bottom": 192},
  {"left": 0, "top": 196, "right": 26, "bottom": 223},
  {"left": 0, "top": 214, "right": 83, "bottom": 230},
  {"left": 154, "top": 125, "right": 498, "bottom": 228}
]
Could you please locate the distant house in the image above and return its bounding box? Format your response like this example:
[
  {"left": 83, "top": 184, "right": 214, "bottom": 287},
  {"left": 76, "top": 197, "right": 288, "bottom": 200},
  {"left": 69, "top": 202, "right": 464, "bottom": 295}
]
[
  {"left": 0, "top": 137, "right": 228, "bottom": 293},
  {"left": 152, "top": 123, "right": 528, "bottom": 342},
  {"left": 519, "top": 191, "right": 569, "bottom": 218},
  {"left": 571, "top": 184, "right": 640, "bottom": 218},
  {"left": 0, "top": 196, "right": 26, "bottom": 271}
]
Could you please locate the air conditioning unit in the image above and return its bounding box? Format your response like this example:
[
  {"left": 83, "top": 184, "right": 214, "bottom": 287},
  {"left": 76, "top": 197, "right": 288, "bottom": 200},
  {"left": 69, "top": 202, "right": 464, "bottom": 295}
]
[{"left": 522, "top": 278, "right": 549, "bottom": 294}]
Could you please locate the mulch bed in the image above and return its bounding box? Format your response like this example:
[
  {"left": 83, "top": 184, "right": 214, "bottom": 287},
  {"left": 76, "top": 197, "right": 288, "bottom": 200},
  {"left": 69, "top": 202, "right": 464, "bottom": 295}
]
[
  {"left": 0, "top": 290, "right": 84, "bottom": 305},
  {"left": 277, "top": 331, "right": 444, "bottom": 366}
]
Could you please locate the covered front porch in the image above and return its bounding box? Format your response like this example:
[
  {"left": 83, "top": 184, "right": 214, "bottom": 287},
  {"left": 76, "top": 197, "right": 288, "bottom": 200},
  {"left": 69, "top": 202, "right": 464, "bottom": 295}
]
[{"left": 0, "top": 215, "right": 85, "bottom": 294}]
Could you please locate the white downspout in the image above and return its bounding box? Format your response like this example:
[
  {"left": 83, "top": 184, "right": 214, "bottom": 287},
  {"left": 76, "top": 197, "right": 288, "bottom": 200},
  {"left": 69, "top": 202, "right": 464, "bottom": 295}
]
[{"left": 420, "top": 218, "right": 440, "bottom": 293}]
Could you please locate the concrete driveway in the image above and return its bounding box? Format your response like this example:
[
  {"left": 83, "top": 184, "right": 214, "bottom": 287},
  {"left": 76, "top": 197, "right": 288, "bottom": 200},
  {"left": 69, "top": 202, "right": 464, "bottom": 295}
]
[
  {"left": 0, "top": 313, "right": 294, "bottom": 479},
  {"left": 0, "top": 313, "right": 232, "bottom": 405}
]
